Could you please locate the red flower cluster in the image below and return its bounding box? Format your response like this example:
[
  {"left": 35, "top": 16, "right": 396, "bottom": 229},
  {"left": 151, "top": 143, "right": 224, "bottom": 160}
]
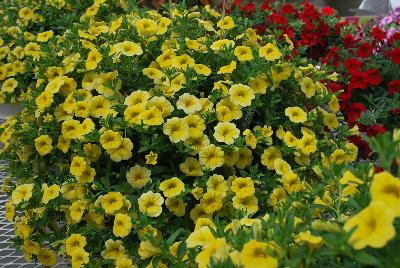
[{"left": 230, "top": 0, "right": 347, "bottom": 59}]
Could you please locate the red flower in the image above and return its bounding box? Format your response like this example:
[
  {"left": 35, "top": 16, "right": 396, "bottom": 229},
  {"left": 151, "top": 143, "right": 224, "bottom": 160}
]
[
  {"left": 321, "top": 6, "right": 335, "bottom": 16},
  {"left": 267, "top": 13, "right": 288, "bottom": 25},
  {"left": 365, "top": 125, "right": 387, "bottom": 137},
  {"left": 240, "top": 2, "right": 255, "bottom": 15},
  {"left": 371, "top": 26, "right": 386, "bottom": 42},
  {"left": 388, "top": 32, "right": 400, "bottom": 45},
  {"left": 233, "top": 0, "right": 244, "bottom": 7},
  {"left": 349, "top": 71, "right": 369, "bottom": 90},
  {"left": 343, "top": 34, "right": 357, "bottom": 49},
  {"left": 280, "top": 3, "right": 297, "bottom": 15},
  {"left": 260, "top": 0, "right": 273, "bottom": 11},
  {"left": 357, "top": 42, "right": 373, "bottom": 58},
  {"left": 388, "top": 80, "right": 400, "bottom": 95},
  {"left": 346, "top": 102, "right": 366, "bottom": 125},
  {"left": 365, "top": 69, "right": 381, "bottom": 86},
  {"left": 390, "top": 48, "right": 400, "bottom": 64},
  {"left": 344, "top": 58, "right": 363, "bottom": 73}
]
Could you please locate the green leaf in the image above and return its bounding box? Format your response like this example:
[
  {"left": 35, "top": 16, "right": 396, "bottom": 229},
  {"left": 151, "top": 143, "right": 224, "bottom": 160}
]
[
  {"left": 354, "top": 252, "right": 381, "bottom": 266},
  {"left": 166, "top": 228, "right": 184, "bottom": 245}
]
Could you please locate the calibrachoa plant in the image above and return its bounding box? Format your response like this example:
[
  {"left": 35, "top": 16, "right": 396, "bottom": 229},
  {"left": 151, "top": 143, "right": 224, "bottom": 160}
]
[
  {"left": 227, "top": 0, "right": 352, "bottom": 60},
  {"left": 0, "top": 2, "right": 398, "bottom": 268},
  {"left": 321, "top": 11, "right": 400, "bottom": 158},
  {"left": 0, "top": 0, "right": 132, "bottom": 103}
]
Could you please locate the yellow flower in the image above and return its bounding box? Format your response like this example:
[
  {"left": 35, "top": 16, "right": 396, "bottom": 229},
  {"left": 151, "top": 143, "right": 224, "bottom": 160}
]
[
  {"left": 344, "top": 201, "right": 395, "bottom": 250},
  {"left": 370, "top": 171, "right": 400, "bottom": 216},
  {"left": 1, "top": 78, "right": 18, "bottom": 92},
  {"left": 126, "top": 164, "right": 151, "bottom": 188},
  {"left": 34, "top": 135, "right": 53, "bottom": 156},
  {"left": 217, "top": 61, "right": 236, "bottom": 74},
  {"left": 195, "top": 238, "right": 230, "bottom": 268},
  {"left": 62, "top": 119, "right": 82, "bottom": 139},
  {"left": 114, "top": 41, "right": 143, "bottom": 56},
  {"left": 269, "top": 187, "right": 286, "bottom": 206},
  {"left": 243, "top": 129, "right": 257, "bottom": 149},
  {"left": 41, "top": 183, "right": 60, "bottom": 204},
  {"left": 66, "top": 234, "right": 87, "bottom": 256},
  {"left": 116, "top": 257, "right": 137, "bottom": 268},
  {"left": 214, "top": 122, "right": 240, "bottom": 145},
  {"left": 194, "top": 64, "right": 211, "bottom": 76},
  {"left": 136, "top": 18, "right": 158, "bottom": 36},
  {"left": 70, "top": 156, "right": 87, "bottom": 177},
  {"left": 5, "top": 202, "right": 14, "bottom": 221},
  {"left": 85, "top": 49, "right": 102, "bottom": 70},
  {"left": 273, "top": 158, "right": 291, "bottom": 175},
  {"left": 282, "top": 172, "right": 302, "bottom": 194},
  {"left": 232, "top": 195, "right": 258, "bottom": 214},
  {"left": 11, "top": 184, "right": 34, "bottom": 205},
  {"left": 323, "top": 113, "right": 339, "bottom": 130},
  {"left": 300, "top": 77, "right": 316, "bottom": 98},
  {"left": 76, "top": 166, "right": 96, "bottom": 184},
  {"left": 261, "top": 146, "right": 282, "bottom": 170},
  {"left": 330, "top": 149, "right": 347, "bottom": 164},
  {"left": 100, "top": 130, "right": 123, "bottom": 150},
  {"left": 107, "top": 137, "right": 133, "bottom": 162},
  {"left": 339, "top": 171, "right": 364, "bottom": 186},
  {"left": 186, "top": 226, "right": 215, "bottom": 248},
  {"left": 229, "top": 83, "right": 255, "bottom": 107},
  {"left": 159, "top": 177, "right": 185, "bottom": 198},
  {"left": 145, "top": 151, "right": 158, "bottom": 165},
  {"left": 71, "top": 248, "right": 89, "bottom": 268},
  {"left": 157, "top": 17, "right": 171, "bottom": 35},
  {"left": 234, "top": 46, "right": 253, "bottom": 62},
  {"left": 113, "top": 213, "right": 132, "bottom": 238},
  {"left": 199, "top": 144, "right": 225, "bottom": 170},
  {"left": 231, "top": 177, "right": 255, "bottom": 198},
  {"left": 138, "top": 240, "right": 162, "bottom": 260},
  {"left": 240, "top": 240, "right": 278, "bottom": 268},
  {"left": 207, "top": 174, "right": 227, "bottom": 196},
  {"left": 285, "top": 107, "right": 307, "bottom": 123},
  {"left": 37, "top": 249, "right": 57, "bottom": 267},
  {"left": 184, "top": 114, "right": 206, "bottom": 138},
  {"left": 210, "top": 39, "right": 235, "bottom": 51},
  {"left": 328, "top": 95, "right": 340, "bottom": 113},
  {"left": 248, "top": 74, "right": 269, "bottom": 94},
  {"left": 165, "top": 198, "right": 186, "bottom": 217},
  {"left": 176, "top": 93, "right": 202, "bottom": 114},
  {"left": 70, "top": 200, "right": 86, "bottom": 222},
  {"left": 217, "top": 16, "right": 235, "bottom": 30},
  {"left": 138, "top": 191, "right": 164, "bottom": 217},
  {"left": 101, "top": 239, "right": 126, "bottom": 260},
  {"left": 200, "top": 191, "right": 223, "bottom": 213},
  {"left": 295, "top": 231, "right": 323, "bottom": 248},
  {"left": 283, "top": 131, "right": 298, "bottom": 147},
  {"left": 298, "top": 133, "right": 317, "bottom": 155},
  {"left": 259, "top": 43, "right": 282, "bottom": 61},
  {"left": 163, "top": 117, "right": 189, "bottom": 143},
  {"left": 180, "top": 157, "right": 204, "bottom": 177},
  {"left": 100, "top": 192, "right": 124, "bottom": 214},
  {"left": 37, "top": 30, "right": 54, "bottom": 42}
]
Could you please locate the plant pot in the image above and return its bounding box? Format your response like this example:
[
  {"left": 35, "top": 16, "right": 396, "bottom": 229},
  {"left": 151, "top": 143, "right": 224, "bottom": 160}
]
[
  {"left": 0, "top": 103, "right": 22, "bottom": 120},
  {"left": 326, "top": 0, "right": 363, "bottom": 16}
]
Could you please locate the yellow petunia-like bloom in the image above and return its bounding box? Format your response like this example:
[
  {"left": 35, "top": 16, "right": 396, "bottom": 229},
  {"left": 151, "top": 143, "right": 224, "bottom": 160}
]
[
  {"left": 138, "top": 191, "right": 164, "bottom": 217},
  {"left": 218, "top": 61, "right": 236, "bottom": 74},
  {"left": 234, "top": 46, "right": 253, "bottom": 62},
  {"left": 37, "top": 30, "right": 54, "bottom": 42},
  {"left": 113, "top": 213, "right": 132, "bottom": 238},
  {"left": 85, "top": 49, "right": 102, "bottom": 70},
  {"left": 231, "top": 177, "right": 255, "bottom": 198},
  {"left": 159, "top": 177, "right": 185, "bottom": 198},
  {"left": 163, "top": 117, "right": 190, "bottom": 143},
  {"left": 300, "top": 77, "right": 316, "bottom": 98},
  {"left": 71, "top": 248, "right": 89, "bottom": 268},
  {"left": 11, "top": 184, "right": 34, "bottom": 205},
  {"left": 370, "top": 171, "right": 400, "bottom": 216},
  {"left": 217, "top": 16, "right": 235, "bottom": 30},
  {"left": 37, "top": 249, "right": 57, "bottom": 267},
  {"left": 285, "top": 107, "right": 307, "bottom": 123},
  {"left": 100, "top": 130, "right": 123, "bottom": 150},
  {"left": 66, "top": 233, "right": 87, "bottom": 256},
  {"left": 186, "top": 226, "right": 215, "bottom": 248},
  {"left": 126, "top": 164, "right": 151, "bottom": 188},
  {"left": 101, "top": 239, "right": 126, "bottom": 260},
  {"left": 229, "top": 83, "right": 255, "bottom": 107},
  {"left": 135, "top": 18, "right": 158, "bottom": 36},
  {"left": 70, "top": 156, "right": 87, "bottom": 177},
  {"left": 176, "top": 93, "right": 202, "bottom": 114},
  {"left": 199, "top": 144, "right": 225, "bottom": 170},
  {"left": 100, "top": 192, "right": 124, "bottom": 214},
  {"left": 41, "top": 183, "right": 60, "bottom": 204},
  {"left": 261, "top": 146, "right": 282, "bottom": 170},
  {"left": 344, "top": 201, "right": 395, "bottom": 250},
  {"left": 240, "top": 240, "right": 278, "bottom": 268},
  {"left": 214, "top": 122, "right": 240, "bottom": 145},
  {"left": 34, "top": 135, "right": 53, "bottom": 156},
  {"left": 114, "top": 41, "right": 143, "bottom": 56},
  {"left": 259, "top": 43, "right": 282, "bottom": 61}
]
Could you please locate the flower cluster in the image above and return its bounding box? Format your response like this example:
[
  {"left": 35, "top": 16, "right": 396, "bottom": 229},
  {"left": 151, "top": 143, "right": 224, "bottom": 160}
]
[
  {"left": 321, "top": 13, "right": 400, "bottom": 158},
  {"left": 228, "top": 0, "right": 349, "bottom": 60},
  {"left": 0, "top": 0, "right": 129, "bottom": 103},
  {"left": 0, "top": 1, "right": 366, "bottom": 267}
]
